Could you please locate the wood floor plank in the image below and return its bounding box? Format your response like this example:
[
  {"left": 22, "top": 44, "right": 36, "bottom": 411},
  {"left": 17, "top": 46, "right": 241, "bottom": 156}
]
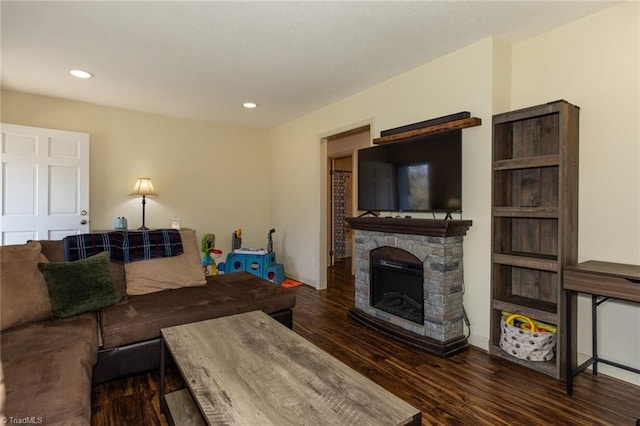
[{"left": 92, "top": 260, "right": 640, "bottom": 425}]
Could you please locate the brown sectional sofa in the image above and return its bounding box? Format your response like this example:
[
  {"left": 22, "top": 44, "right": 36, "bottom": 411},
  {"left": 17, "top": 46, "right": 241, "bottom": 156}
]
[
  {"left": 0, "top": 232, "right": 296, "bottom": 425},
  {"left": 2, "top": 313, "right": 98, "bottom": 425}
]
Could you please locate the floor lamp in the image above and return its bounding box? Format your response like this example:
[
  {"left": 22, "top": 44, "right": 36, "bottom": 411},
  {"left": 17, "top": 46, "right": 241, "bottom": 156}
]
[{"left": 130, "top": 178, "right": 157, "bottom": 230}]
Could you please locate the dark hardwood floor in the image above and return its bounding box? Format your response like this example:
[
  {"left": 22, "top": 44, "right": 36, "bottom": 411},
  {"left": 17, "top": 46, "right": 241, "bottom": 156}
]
[{"left": 92, "top": 259, "right": 640, "bottom": 425}]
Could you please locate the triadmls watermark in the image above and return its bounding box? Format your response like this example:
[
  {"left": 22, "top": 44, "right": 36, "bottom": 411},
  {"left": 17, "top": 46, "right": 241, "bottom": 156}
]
[{"left": 2, "top": 417, "right": 44, "bottom": 425}]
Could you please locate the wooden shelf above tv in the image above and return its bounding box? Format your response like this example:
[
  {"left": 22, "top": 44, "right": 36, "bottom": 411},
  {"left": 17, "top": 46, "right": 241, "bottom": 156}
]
[{"left": 373, "top": 117, "right": 482, "bottom": 145}]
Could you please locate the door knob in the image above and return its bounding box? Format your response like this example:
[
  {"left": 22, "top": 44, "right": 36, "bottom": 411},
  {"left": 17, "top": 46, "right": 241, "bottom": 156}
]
[{"left": 80, "top": 219, "right": 87, "bottom": 225}]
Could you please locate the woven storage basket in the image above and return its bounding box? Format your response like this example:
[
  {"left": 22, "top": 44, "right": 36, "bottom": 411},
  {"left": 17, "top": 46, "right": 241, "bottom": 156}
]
[{"left": 499, "top": 314, "right": 556, "bottom": 362}]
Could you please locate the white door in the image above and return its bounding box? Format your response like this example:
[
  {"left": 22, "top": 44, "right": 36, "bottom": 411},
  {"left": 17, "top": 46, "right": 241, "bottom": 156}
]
[{"left": 1, "top": 123, "right": 90, "bottom": 245}]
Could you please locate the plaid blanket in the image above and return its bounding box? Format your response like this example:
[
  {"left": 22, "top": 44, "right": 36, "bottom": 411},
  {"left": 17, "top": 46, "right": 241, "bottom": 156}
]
[{"left": 64, "top": 229, "right": 184, "bottom": 263}]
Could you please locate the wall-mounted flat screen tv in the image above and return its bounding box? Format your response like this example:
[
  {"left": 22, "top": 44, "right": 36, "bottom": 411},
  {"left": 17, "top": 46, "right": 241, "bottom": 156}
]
[{"left": 357, "top": 130, "right": 462, "bottom": 214}]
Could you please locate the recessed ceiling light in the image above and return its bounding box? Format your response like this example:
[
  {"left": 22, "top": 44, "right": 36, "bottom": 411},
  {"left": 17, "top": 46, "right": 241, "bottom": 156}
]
[
  {"left": 242, "top": 102, "right": 258, "bottom": 109},
  {"left": 69, "top": 69, "right": 94, "bottom": 79}
]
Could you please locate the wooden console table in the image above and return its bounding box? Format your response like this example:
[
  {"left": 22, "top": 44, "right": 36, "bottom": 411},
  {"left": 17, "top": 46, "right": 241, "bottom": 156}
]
[{"left": 563, "top": 261, "right": 640, "bottom": 396}]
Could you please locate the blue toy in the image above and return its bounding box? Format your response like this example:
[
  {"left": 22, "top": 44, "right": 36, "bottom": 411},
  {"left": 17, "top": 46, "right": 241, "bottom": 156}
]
[{"left": 225, "top": 228, "right": 285, "bottom": 284}]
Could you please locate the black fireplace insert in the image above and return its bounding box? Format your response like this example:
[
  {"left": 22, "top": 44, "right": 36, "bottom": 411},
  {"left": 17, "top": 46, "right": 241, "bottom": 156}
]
[{"left": 370, "top": 248, "right": 424, "bottom": 325}]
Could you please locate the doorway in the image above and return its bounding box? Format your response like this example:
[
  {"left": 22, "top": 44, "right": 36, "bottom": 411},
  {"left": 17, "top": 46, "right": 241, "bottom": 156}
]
[
  {"left": 329, "top": 155, "right": 353, "bottom": 267},
  {"left": 326, "top": 125, "right": 370, "bottom": 277}
]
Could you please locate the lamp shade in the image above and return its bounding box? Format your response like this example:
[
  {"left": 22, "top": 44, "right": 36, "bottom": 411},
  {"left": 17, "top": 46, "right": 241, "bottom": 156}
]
[{"left": 130, "top": 178, "right": 157, "bottom": 197}]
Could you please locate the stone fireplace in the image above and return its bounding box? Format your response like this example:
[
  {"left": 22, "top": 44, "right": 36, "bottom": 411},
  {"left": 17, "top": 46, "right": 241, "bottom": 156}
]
[{"left": 345, "top": 217, "right": 472, "bottom": 357}]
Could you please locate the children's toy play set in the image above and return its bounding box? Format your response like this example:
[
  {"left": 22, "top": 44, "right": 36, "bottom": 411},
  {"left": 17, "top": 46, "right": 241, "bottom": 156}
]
[{"left": 201, "top": 228, "right": 286, "bottom": 285}]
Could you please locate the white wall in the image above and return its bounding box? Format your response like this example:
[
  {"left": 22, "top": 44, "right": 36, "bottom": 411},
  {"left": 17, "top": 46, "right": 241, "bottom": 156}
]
[
  {"left": 1, "top": 90, "right": 271, "bottom": 254},
  {"left": 511, "top": 1, "right": 640, "bottom": 384}
]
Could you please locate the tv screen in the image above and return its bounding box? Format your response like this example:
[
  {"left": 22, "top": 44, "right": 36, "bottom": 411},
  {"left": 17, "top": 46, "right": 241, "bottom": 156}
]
[{"left": 357, "top": 130, "right": 462, "bottom": 213}]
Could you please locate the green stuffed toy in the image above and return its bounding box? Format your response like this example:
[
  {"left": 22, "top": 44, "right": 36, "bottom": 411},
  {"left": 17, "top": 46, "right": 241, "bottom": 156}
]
[{"left": 201, "top": 233, "right": 217, "bottom": 275}]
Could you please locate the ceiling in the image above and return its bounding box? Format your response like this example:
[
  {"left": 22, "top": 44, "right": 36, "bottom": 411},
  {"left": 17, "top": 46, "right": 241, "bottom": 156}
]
[{"left": 1, "top": 1, "right": 618, "bottom": 129}]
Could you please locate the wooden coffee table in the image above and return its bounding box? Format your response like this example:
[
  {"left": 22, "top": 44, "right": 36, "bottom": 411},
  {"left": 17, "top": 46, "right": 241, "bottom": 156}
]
[{"left": 160, "top": 310, "right": 421, "bottom": 425}]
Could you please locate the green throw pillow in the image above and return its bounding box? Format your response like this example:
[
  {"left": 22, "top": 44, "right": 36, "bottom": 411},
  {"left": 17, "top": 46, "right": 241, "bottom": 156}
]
[{"left": 38, "top": 251, "right": 124, "bottom": 319}]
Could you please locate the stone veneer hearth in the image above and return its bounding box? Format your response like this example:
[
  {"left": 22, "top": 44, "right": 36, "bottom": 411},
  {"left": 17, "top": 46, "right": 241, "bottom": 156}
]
[{"left": 345, "top": 217, "right": 472, "bottom": 357}]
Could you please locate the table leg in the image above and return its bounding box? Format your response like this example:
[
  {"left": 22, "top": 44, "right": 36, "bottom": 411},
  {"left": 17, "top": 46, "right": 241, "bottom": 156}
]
[
  {"left": 566, "top": 289, "right": 574, "bottom": 396},
  {"left": 160, "top": 339, "right": 166, "bottom": 397},
  {"left": 592, "top": 295, "right": 598, "bottom": 376},
  {"left": 160, "top": 339, "right": 175, "bottom": 426}
]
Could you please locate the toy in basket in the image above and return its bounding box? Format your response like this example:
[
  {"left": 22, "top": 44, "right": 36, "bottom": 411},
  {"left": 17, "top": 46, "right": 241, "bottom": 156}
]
[{"left": 499, "top": 313, "right": 557, "bottom": 362}]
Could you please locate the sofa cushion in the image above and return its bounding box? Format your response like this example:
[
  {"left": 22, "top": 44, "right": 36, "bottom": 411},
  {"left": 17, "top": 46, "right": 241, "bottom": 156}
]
[
  {"left": 38, "top": 252, "right": 124, "bottom": 319},
  {"left": 0, "top": 313, "right": 98, "bottom": 425},
  {"left": 100, "top": 272, "right": 296, "bottom": 349},
  {"left": 0, "top": 242, "right": 52, "bottom": 331},
  {"left": 124, "top": 228, "right": 206, "bottom": 296},
  {"left": 38, "top": 239, "right": 127, "bottom": 297},
  {"left": 38, "top": 239, "right": 66, "bottom": 262}
]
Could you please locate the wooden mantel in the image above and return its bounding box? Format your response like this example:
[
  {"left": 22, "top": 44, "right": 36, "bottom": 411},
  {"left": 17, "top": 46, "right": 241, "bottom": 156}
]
[
  {"left": 373, "top": 117, "right": 481, "bottom": 145},
  {"left": 346, "top": 217, "right": 472, "bottom": 237}
]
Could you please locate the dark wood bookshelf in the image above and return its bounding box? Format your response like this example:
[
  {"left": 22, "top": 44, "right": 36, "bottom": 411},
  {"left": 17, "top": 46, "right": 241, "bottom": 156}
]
[{"left": 489, "top": 100, "right": 580, "bottom": 380}]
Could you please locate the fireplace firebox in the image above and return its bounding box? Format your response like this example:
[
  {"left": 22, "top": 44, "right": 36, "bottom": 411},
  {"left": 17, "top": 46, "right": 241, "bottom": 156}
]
[{"left": 370, "top": 248, "right": 424, "bottom": 325}]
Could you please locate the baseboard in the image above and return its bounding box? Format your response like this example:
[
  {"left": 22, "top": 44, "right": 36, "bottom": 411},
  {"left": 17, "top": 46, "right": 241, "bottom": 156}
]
[{"left": 467, "top": 334, "right": 489, "bottom": 351}]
